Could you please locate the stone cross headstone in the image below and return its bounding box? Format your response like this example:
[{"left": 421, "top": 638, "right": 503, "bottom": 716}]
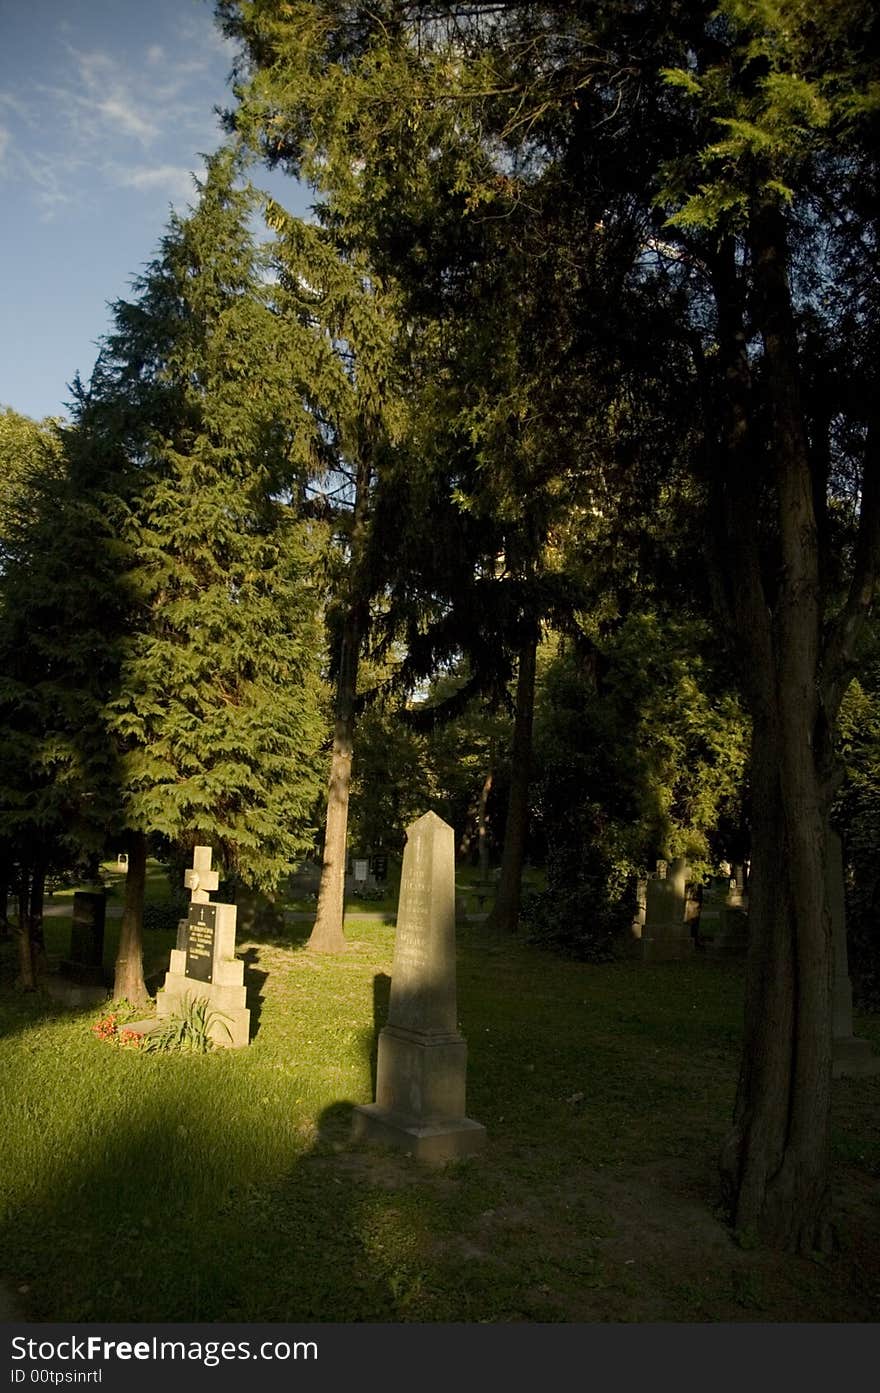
[
  {"left": 60, "top": 891, "right": 107, "bottom": 986},
  {"left": 353, "top": 811, "right": 485, "bottom": 1161},
  {"left": 828, "top": 830, "right": 880, "bottom": 1078},
  {"left": 635, "top": 856, "right": 694, "bottom": 961},
  {"left": 152, "top": 846, "right": 250, "bottom": 1047}
]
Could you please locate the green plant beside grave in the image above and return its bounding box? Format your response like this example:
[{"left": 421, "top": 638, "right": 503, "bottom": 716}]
[{"left": 140, "top": 997, "right": 231, "bottom": 1054}]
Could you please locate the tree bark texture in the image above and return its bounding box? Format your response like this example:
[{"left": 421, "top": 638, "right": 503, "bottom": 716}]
[
  {"left": 309, "top": 605, "right": 361, "bottom": 953},
  {"left": 486, "top": 630, "right": 537, "bottom": 934},
  {"left": 711, "top": 214, "right": 839, "bottom": 1251},
  {"left": 113, "top": 828, "right": 148, "bottom": 1004}
]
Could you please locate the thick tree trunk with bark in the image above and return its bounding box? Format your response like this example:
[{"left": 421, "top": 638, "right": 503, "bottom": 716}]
[
  {"left": 720, "top": 708, "right": 833, "bottom": 1251},
  {"left": 309, "top": 607, "right": 361, "bottom": 954},
  {"left": 711, "top": 209, "right": 848, "bottom": 1251},
  {"left": 486, "top": 630, "right": 537, "bottom": 934},
  {"left": 113, "top": 829, "right": 148, "bottom": 1004}
]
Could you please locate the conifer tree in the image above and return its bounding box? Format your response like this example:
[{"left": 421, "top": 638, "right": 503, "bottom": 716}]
[
  {"left": 261, "top": 206, "right": 405, "bottom": 953},
  {"left": 79, "top": 151, "right": 327, "bottom": 1000},
  {"left": 0, "top": 409, "right": 113, "bottom": 986}
]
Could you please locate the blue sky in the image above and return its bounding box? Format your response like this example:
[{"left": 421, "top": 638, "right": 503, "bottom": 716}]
[{"left": 0, "top": 0, "right": 309, "bottom": 422}]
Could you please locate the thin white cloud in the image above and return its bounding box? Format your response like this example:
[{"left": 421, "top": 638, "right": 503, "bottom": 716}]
[
  {"left": 70, "top": 46, "right": 159, "bottom": 144},
  {"left": 5, "top": 13, "right": 233, "bottom": 220},
  {"left": 95, "top": 93, "right": 158, "bottom": 143},
  {"left": 0, "top": 126, "right": 9, "bottom": 165},
  {"left": 120, "top": 164, "right": 197, "bottom": 201}
]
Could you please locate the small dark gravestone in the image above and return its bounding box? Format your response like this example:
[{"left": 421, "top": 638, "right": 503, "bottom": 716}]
[
  {"left": 353, "top": 811, "right": 485, "bottom": 1162},
  {"left": 60, "top": 891, "right": 107, "bottom": 986}
]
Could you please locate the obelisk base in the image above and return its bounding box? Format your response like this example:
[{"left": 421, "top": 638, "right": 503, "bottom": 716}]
[
  {"left": 353, "top": 1024, "right": 485, "bottom": 1162},
  {"left": 353, "top": 1106, "right": 486, "bottom": 1162}
]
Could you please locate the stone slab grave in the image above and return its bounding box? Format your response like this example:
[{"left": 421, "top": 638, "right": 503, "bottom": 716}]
[
  {"left": 828, "top": 830, "right": 880, "bottom": 1078},
  {"left": 633, "top": 857, "right": 695, "bottom": 961},
  {"left": 49, "top": 890, "right": 110, "bottom": 1006},
  {"left": 128, "top": 846, "right": 250, "bottom": 1048},
  {"left": 60, "top": 891, "right": 107, "bottom": 985},
  {"left": 706, "top": 864, "right": 749, "bottom": 958},
  {"left": 353, "top": 811, "right": 486, "bottom": 1162}
]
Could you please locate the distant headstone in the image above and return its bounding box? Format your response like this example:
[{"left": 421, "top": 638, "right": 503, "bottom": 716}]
[
  {"left": 353, "top": 811, "right": 485, "bottom": 1162},
  {"left": 634, "top": 857, "right": 694, "bottom": 961},
  {"left": 370, "top": 854, "right": 389, "bottom": 883},
  {"left": 707, "top": 864, "right": 749, "bottom": 958},
  {"left": 828, "top": 830, "right": 880, "bottom": 1078},
  {"left": 353, "top": 859, "right": 369, "bottom": 883},
  {"left": 116, "top": 853, "right": 129, "bottom": 871},
  {"left": 147, "top": 847, "right": 250, "bottom": 1047},
  {"left": 60, "top": 891, "right": 107, "bottom": 986},
  {"left": 235, "top": 886, "right": 285, "bottom": 936}
]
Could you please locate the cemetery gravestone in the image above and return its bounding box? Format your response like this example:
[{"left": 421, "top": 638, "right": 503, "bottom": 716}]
[
  {"left": 149, "top": 846, "right": 250, "bottom": 1047},
  {"left": 708, "top": 865, "right": 750, "bottom": 958},
  {"left": 353, "top": 811, "right": 486, "bottom": 1162},
  {"left": 60, "top": 891, "right": 107, "bottom": 986},
  {"left": 635, "top": 857, "right": 694, "bottom": 961}
]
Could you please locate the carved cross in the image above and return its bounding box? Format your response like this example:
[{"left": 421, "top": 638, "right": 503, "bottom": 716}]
[{"left": 184, "top": 845, "right": 219, "bottom": 904}]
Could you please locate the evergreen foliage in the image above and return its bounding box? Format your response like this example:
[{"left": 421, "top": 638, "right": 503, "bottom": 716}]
[{"left": 83, "top": 150, "right": 328, "bottom": 889}]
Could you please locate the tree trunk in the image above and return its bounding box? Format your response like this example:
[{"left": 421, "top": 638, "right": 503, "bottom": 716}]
[
  {"left": 309, "top": 606, "right": 361, "bottom": 953},
  {"left": 15, "top": 870, "right": 36, "bottom": 990},
  {"left": 719, "top": 708, "right": 833, "bottom": 1252},
  {"left": 113, "top": 829, "right": 148, "bottom": 1004},
  {"left": 486, "top": 629, "right": 537, "bottom": 934},
  {"left": 716, "top": 206, "right": 833, "bottom": 1252},
  {"left": 477, "top": 765, "right": 493, "bottom": 883}
]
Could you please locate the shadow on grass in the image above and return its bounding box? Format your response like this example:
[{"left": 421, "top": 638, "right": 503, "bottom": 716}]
[
  {"left": 240, "top": 946, "right": 268, "bottom": 1038},
  {"left": 0, "top": 1074, "right": 401, "bottom": 1319}
]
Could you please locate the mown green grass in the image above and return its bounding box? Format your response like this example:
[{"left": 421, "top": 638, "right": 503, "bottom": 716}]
[{"left": 1, "top": 909, "right": 878, "bottom": 1322}]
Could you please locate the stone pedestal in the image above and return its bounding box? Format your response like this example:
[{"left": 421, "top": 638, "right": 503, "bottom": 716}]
[
  {"left": 156, "top": 900, "right": 250, "bottom": 1048},
  {"left": 130, "top": 847, "right": 250, "bottom": 1048},
  {"left": 353, "top": 812, "right": 485, "bottom": 1161}
]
